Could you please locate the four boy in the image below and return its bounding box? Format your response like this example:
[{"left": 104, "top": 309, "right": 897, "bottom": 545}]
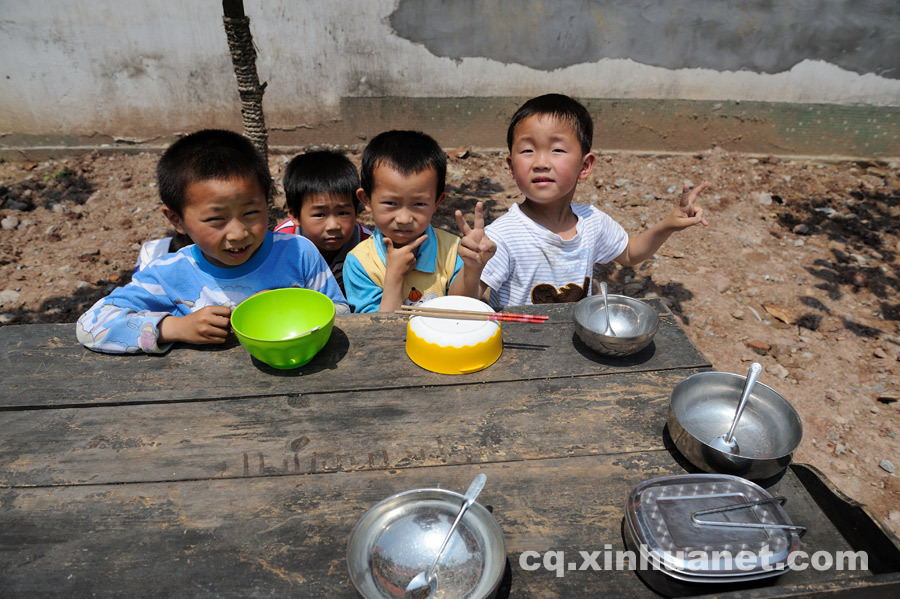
[{"left": 78, "top": 94, "right": 709, "bottom": 354}]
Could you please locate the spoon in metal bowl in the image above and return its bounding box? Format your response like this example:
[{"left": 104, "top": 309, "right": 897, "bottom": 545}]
[
  {"left": 600, "top": 281, "right": 616, "bottom": 336},
  {"left": 405, "top": 473, "right": 487, "bottom": 599},
  {"left": 709, "top": 362, "right": 762, "bottom": 454}
]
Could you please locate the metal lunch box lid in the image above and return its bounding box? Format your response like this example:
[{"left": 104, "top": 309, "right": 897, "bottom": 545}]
[{"left": 624, "top": 473, "right": 803, "bottom": 577}]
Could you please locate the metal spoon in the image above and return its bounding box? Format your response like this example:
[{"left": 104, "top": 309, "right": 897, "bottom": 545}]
[
  {"left": 709, "top": 362, "right": 762, "bottom": 454},
  {"left": 600, "top": 281, "right": 616, "bottom": 336},
  {"left": 405, "top": 473, "right": 487, "bottom": 599}
]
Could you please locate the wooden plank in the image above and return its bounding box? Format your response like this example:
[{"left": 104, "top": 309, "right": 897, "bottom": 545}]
[
  {"left": 0, "top": 369, "right": 702, "bottom": 487},
  {"left": 0, "top": 453, "right": 887, "bottom": 598},
  {"left": 0, "top": 300, "right": 710, "bottom": 408},
  {"left": 692, "top": 576, "right": 900, "bottom": 598},
  {"left": 791, "top": 463, "right": 900, "bottom": 574}
]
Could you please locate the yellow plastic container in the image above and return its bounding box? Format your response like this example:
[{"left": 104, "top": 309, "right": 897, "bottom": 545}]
[{"left": 404, "top": 296, "right": 502, "bottom": 374}]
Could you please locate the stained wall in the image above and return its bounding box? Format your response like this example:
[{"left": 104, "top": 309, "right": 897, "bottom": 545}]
[{"left": 2, "top": 1, "right": 898, "bottom": 157}]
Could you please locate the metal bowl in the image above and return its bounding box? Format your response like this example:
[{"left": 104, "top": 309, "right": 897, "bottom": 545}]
[
  {"left": 573, "top": 294, "right": 660, "bottom": 357},
  {"left": 667, "top": 371, "right": 803, "bottom": 479},
  {"left": 347, "top": 488, "right": 506, "bottom": 599}
]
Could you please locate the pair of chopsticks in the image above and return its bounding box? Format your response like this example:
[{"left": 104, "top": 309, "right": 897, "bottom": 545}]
[{"left": 397, "top": 304, "right": 549, "bottom": 323}]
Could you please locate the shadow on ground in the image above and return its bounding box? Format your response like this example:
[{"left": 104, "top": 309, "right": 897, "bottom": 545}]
[
  {"left": 433, "top": 177, "right": 503, "bottom": 233},
  {"left": 0, "top": 166, "right": 96, "bottom": 212},
  {"left": 776, "top": 185, "right": 898, "bottom": 338},
  {"left": 3, "top": 269, "right": 133, "bottom": 325},
  {"left": 594, "top": 262, "right": 695, "bottom": 324}
]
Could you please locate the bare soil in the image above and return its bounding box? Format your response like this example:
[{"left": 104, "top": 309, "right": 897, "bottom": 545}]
[{"left": 1, "top": 147, "right": 898, "bottom": 537}]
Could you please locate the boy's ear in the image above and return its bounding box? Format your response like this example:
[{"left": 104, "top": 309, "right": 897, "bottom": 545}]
[
  {"left": 161, "top": 206, "right": 187, "bottom": 235},
  {"left": 578, "top": 152, "right": 596, "bottom": 180},
  {"left": 356, "top": 188, "right": 372, "bottom": 212},
  {"left": 505, "top": 154, "right": 513, "bottom": 173},
  {"left": 434, "top": 191, "right": 446, "bottom": 206}
]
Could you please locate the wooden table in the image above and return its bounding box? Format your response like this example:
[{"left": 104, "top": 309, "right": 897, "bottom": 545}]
[{"left": 2, "top": 300, "right": 898, "bottom": 597}]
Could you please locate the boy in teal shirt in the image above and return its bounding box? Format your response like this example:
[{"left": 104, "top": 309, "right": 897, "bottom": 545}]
[{"left": 343, "top": 130, "right": 496, "bottom": 312}]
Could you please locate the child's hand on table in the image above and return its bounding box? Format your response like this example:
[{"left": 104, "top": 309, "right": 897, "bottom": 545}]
[{"left": 159, "top": 305, "right": 232, "bottom": 345}]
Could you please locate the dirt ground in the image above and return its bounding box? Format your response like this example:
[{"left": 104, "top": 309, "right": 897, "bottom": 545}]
[{"left": 1, "top": 146, "right": 898, "bottom": 538}]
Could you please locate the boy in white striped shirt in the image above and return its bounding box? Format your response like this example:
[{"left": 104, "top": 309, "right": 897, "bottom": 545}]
[{"left": 480, "top": 93, "right": 709, "bottom": 308}]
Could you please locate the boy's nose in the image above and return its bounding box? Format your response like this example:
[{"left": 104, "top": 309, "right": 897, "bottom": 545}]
[
  {"left": 395, "top": 209, "right": 414, "bottom": 224},
  {"left": 324, "top": 216, "right": 342, "bottom": 233},
  {"left": 225, "top": 220, "right": 249, "bottom": 240}
]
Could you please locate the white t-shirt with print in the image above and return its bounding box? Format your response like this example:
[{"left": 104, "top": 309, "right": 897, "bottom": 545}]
[{"left": 481, "top": 202, "right": 628, "bottom": 308}]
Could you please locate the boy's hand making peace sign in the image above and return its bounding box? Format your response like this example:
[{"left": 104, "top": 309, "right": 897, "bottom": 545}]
[
  {"left": 449, "top": 201, "right": 496, "bottom": 300},
  {"left": 615, "top": 181, "right": 711, "bottom": 267},
  {"left": 455, "top": 201, "right": 497, "bottom": 269},
  {"left": 663, "top": 181, "right": 710, "bottom": 230}
]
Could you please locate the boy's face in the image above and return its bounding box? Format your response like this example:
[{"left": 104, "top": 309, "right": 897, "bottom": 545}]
[
  {"left": 357, "top": 163, "right": 444, "bottom": 248},
  {"left": 507, "top": 114, "right": 595, "bottom": 206},
  {"left": 163, "top": 176, "right": 268, "bottom": 268},
  {"left": 292, "top": 193, "right": 357, "bottom": 255}
]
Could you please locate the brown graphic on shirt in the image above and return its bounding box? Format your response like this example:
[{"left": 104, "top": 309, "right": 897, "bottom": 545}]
[{"left": 531, "top": 277, "right": 591, "bottom": 304}]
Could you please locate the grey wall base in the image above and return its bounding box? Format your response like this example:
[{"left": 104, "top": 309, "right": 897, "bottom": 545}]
[{"left": 2, "top": 98, "right": 897, "bottom": 161}]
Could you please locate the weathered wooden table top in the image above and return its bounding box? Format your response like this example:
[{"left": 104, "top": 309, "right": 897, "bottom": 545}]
[{"left": 1, "top": 300, "right": 898, "bottom": 597}]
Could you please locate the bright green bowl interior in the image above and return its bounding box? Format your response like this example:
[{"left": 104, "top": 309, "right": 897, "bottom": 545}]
[{"left": 230, "top": 288, "right": 335, "bottom": 369}]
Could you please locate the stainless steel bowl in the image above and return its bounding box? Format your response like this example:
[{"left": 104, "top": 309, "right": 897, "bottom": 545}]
[
  {"left": 667, "top": 371, "right": 803, "bottom": 479},
  {"left": 347, "top": 488, "right": 506, "bottom": 599},
  {"left": 573, "top": 294, "right": 660, "bottom": 357}
]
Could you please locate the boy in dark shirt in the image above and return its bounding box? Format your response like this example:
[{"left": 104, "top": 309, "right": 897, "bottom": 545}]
[{"left": 273, "top": 150, "right": 370, "bottom": 292}]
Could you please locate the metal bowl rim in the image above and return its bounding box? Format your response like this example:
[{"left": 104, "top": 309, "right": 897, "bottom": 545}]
[
  {"left": 573, "top": 294, "right": 660, "bottom": 341},
  {"left": 575, "top": 294, "right": 660, "bottom": 320},
  {"left": 670, "top": 371, "right": 803, "bottom": 460},
  {"left": 346, "top": 487, "right": 506, "bottom": 598}
]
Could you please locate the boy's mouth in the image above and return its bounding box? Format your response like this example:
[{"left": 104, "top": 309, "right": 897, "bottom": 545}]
[
  {"left": 532, "top": 176, "right": 554, "bottom": 184},
  {"left": 224, "top": 244, "right": 252, "bottom": 256}
]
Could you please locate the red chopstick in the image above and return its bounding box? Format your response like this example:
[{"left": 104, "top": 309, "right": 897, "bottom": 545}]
[
  {"left": 397, "top": 305, "right": 548, "bottom": 323},
  {"left": 490, "top": 311, "right": 549, "bottom": 323}
]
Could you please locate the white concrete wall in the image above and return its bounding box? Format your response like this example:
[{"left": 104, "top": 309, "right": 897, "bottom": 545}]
[{"left": 1, "top": 1, "right": 899, "bottom": 147}]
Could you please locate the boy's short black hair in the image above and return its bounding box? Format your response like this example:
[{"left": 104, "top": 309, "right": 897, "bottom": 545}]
[
  {"left": 283, "top": 150, "right": 360, "bottom": 217},
  {"left": 156, "top": 129, "right": 271, "bottom": 215},
  {"left": 506, "top": 94, "right": 593, "bottom": 156},
  {"left": 359, "top": 130, "right": 446, "bottom": 199}
]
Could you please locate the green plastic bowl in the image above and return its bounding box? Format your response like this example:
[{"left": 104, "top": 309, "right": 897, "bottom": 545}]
[{"left": 230, "top": 288, "right": 335, "bottom": 369}]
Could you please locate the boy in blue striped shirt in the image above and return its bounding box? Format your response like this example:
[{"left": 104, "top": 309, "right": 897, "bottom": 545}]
[{"left": 77, "top": 130, "right": 347, "bottom": 354}]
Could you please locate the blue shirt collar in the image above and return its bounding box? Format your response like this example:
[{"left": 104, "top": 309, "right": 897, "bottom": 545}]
[
  {"left": 372, "top": 226, "right": 438, "bottom": 273},
  {"left": 192, "top": 231, "right": 274, "bottom": 279}
]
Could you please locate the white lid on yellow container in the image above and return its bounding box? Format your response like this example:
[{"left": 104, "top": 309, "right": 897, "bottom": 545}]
[{"left": 405, "top": 296, "right": 503, "bottom": 374}]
